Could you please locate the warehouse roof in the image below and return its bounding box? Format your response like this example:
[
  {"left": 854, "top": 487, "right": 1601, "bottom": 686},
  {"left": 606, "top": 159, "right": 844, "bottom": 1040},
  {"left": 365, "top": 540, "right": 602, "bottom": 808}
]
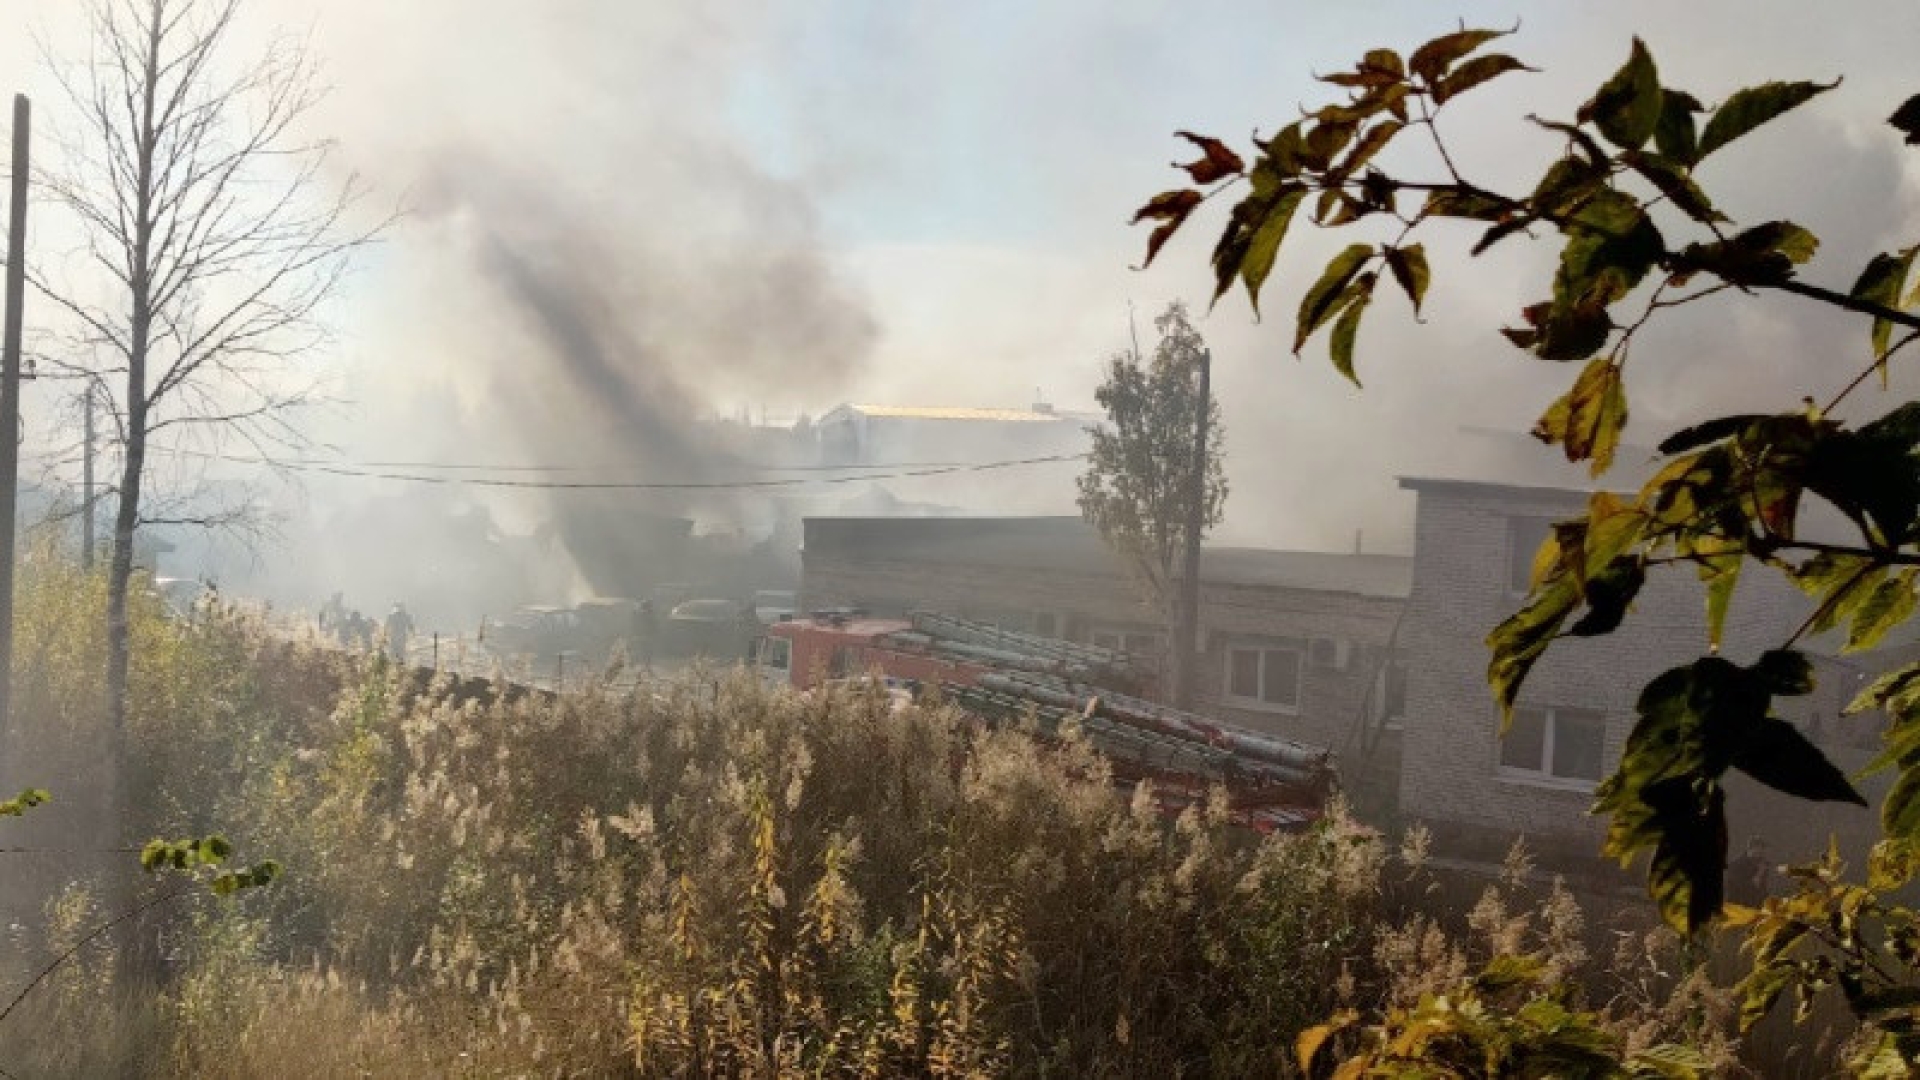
[{"left": 803, "top": 516, "right": 1411, "bottom": 599}]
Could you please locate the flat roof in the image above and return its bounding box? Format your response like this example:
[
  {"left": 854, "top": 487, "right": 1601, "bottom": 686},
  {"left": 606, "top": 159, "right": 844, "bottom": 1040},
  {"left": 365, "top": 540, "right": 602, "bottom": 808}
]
[
  {"left": 835, "top": 404, "right": 1071, "bottom": 423},
  {"left": 1397, "top": 475, "right": 1628, "bottom": 507},
  {"left": 803, "top": 516, "right": 1410, "bottom": 599}
]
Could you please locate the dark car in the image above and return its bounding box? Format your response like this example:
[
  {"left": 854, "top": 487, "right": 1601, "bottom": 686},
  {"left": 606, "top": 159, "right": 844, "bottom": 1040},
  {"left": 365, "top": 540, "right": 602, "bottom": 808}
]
[
  {"left": 483, "top": 605, "right": 582, "bottom": 659},
  {"left": 666, "top": 598, "right": 755, "bottom": 660},
  {"left": 572, "top": 597, "right": 639, "bottom": 658}
]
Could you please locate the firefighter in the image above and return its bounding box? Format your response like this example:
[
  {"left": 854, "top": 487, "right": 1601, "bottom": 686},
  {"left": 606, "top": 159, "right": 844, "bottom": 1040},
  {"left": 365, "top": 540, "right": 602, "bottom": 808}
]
[
  {"left": 384, "top": 603, "right": 414, "bottom": 663},
  {"left": 318, "top": 591, "right": 345, "bottom": 636},
  {"left": 631, "top": 600, "right": 657, "bottom": 671},
  {"left": 735, "top": 600, "right": 761, "bottom": 662}
]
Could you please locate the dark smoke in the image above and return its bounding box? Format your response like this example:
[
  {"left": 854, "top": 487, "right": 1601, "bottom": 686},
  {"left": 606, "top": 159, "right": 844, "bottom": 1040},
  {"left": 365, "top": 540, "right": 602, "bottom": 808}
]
[{"left": 400, "top": 149, "right": 876, "bottom": 595}]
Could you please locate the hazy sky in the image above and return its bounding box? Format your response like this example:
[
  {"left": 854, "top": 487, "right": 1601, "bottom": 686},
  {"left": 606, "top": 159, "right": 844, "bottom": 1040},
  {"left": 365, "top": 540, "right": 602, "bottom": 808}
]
[{"left": 3, "top": 1, "right": 1919, "bottom": 565}]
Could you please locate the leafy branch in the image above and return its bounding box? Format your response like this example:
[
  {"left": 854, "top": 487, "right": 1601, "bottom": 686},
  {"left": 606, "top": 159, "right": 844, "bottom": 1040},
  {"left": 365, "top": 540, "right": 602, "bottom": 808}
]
[
  {"left": 1140, "top": 21, "right": 1920, "bottom": 1072},
  {"left": 0, "top": 820, "right": 279, "bottom": 1033}
]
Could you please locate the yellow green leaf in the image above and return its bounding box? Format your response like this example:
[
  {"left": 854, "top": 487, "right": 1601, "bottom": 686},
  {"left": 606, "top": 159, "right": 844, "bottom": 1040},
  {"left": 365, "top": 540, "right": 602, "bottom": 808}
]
[
  {"left": 1382, "top": 243, "right": 1430, "bottom": 315},
  {"left": 1408, "top": 27, "right": 1511, "bottom": 84},
  {"left": 1294, "top": 244, "right": 1375, "bottom": 353},
  {"left": 1696, "top": 79, "right": 1839, "bottom": 162},
  {"left": 1328, "top": 275, "right": 1376, "bottom": 387}
]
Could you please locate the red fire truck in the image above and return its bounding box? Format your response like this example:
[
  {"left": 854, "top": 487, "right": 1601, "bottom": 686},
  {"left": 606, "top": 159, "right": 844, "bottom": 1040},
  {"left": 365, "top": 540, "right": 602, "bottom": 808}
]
[{"left": 758, "top": 610, "right": 1336, "bottom": 831}]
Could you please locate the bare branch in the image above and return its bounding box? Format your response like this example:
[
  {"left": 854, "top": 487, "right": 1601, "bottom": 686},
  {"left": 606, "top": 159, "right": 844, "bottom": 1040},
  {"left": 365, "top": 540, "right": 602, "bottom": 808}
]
[{"left": 29, "top": 0, "right": 384, "bottom": 727}]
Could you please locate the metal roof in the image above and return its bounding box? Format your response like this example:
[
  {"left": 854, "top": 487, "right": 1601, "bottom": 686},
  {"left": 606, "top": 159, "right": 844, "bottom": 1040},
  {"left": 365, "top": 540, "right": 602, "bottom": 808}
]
[
  {"left": 802, "top": 516, "right": 1412, "bottom": 599},
  {"left": 838, "top": 404, "right": 1071, "bottom": 423}
]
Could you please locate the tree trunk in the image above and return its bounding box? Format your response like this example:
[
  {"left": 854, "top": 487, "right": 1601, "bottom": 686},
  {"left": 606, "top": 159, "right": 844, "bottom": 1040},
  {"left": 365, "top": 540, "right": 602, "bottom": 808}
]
[
  {"left": 1170, "top": 350, "right": 1211, "bottom": 711},
  {"left": 104, "top": 402, "right": 141, "bottom": 742},
  {"left": 105, "top": 2, "right": 162, "bottom": 1019},
  {"left": 106, "top": 0, "right": 159, "bottom": 828},
  {"left": 1169, "top": 598, "right": 1193, "bottom": 710}
]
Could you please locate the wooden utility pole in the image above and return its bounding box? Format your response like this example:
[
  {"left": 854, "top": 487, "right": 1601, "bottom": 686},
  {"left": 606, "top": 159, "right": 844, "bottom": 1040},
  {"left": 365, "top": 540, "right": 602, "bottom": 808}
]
[
  {"left": 82, "top": 385, "right": 95, "bottom": 569},
  {"left": 1173, "top": 348, "right": 1210, "bottom": 710},
  {"left": 0, "top": 95, "right": 30, "bottom": 744}
]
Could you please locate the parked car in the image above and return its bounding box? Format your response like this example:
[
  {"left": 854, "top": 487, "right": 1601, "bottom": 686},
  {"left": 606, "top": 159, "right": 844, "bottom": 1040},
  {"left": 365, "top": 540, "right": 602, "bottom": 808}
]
[
  {"left": 650, "top": 583, "right": 696, "bottom": 611},
  {"left": 152, "top": 576, "right": 212, "bottom": 619},
  {"left": 483, "top": 605, "right": 582, "bottom": 658},
  {"left": 666, "top": 598, "right": 754, "bottom": 659},
  {"left": 751, "top": 589, "right": 798, "bottom": 626},
  {"left": 573, "top": 597, "right": 639, "bottom": 658}
]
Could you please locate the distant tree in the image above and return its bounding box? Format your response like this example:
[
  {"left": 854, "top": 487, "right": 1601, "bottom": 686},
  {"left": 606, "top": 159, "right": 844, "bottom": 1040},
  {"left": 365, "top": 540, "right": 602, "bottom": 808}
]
[
  {"left": 1135, "top": 21, "right": 1920, "bottom": 1073},
  {"left": 34, "top": 0, "right": 379, "bottom": 745},
  {"left": 1077, "top": 301, "right": 1225, "bottom": 708}
]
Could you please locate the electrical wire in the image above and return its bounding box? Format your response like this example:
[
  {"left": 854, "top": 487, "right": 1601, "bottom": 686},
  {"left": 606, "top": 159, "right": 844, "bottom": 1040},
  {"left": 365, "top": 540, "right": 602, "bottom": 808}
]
[
  {"left": 132, "top": 446, "right": 1090, "bottom": 491},
  {"left": 220, "top": 455, "right": 1043, "bottom": 474}
]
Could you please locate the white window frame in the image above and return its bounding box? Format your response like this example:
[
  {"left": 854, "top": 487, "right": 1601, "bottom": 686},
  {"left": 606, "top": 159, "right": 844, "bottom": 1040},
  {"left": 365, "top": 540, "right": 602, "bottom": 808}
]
[
  {"left": 1507, "top": 516, "right": 1557, "bottom": 596},
  {"left": 1309, "top": 637, "right": 1352, "bottom": 670},
  {"left": 1497, "top": 705, "right": 1606, "bottom": 790},
  {"left": 757, "top": 635, "right": 792, "bottom": 673},
  {"left": 1375, "top": 661, "right": 1408, "bottom": 732},
  {"left": 1222, "top": 643, "right": 1303, "bottom": 714}
]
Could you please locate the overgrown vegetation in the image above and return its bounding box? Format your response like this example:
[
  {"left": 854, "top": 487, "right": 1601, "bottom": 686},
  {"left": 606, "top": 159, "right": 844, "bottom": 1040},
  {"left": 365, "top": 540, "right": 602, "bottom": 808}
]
[{"left": 0, "top": 549, "right": 1776, "bottom": 1075}]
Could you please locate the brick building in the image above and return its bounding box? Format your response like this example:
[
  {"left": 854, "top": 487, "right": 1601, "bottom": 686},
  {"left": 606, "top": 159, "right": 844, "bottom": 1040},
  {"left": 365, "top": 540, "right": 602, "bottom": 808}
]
[
  {"left": 799, "top": 486, "right": 1892, "bottom": 873},
  {"left": 1396, "top": 476, "right": 1882, "bottom": 869},
  {"left": 799, "top": 516, "right": 1411, "bottom": 792}
]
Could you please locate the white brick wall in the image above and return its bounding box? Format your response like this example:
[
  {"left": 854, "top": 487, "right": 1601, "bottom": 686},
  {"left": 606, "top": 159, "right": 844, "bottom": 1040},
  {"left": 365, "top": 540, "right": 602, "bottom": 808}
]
[{"left": 1397, "top": 480, "right": 1831, "bottom": 846}]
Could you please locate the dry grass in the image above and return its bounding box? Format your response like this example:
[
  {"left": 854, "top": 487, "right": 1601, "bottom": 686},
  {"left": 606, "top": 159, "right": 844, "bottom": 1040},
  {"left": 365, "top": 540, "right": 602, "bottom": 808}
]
[
  {"left": 0, "top": 551, "right": 1801, "bottom": 1076},
  {"left": 0, "top": 557, "right": 1388, "bottom": 1076}
]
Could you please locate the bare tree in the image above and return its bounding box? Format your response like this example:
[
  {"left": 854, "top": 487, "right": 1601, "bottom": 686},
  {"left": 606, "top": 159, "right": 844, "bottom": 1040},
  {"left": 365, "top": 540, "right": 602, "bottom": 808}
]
[
  {"left": 1077, "top": 301, "right": 1226, "bottom": 708},
  {"left": 34, "top": 0, "right": 378, "bottom": 738}
]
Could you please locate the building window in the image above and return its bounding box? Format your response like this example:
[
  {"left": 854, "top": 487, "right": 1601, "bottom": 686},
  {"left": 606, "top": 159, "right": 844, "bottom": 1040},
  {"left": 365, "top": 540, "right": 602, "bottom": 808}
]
[
  {"left": 1223, "top": 644, "right": 1303, "bottom": 712},
  {"left": 1088, "top": 626, "right": 1165, "bottom": 657},
  {"left": 1376, "top": 661, "right": 1408, "bottom": 731},
  {"left": 1499, "top": 706, "right": 1606, "bottom": 785},
  {"left": 1309, "top": 637, "right": 1352, "bottom": 670},
  {"left": 757, "top": 636, "right": 791, "bottom": 672},
  {"left": 1508, "top": 516, "right": 1556, "bottom": 594}
]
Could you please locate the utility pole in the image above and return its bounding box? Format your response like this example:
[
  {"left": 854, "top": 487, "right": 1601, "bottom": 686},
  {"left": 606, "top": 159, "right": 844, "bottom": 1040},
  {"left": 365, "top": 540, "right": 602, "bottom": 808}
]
[
  {"left": 0, "top": 95, "right": 30, "bottom": 745},
  {"left": 1173, "top": 347, "right": 1210, "bottom": 710},
  {"left": 82, "top": 384, "right": 95, "bottom": 569}
]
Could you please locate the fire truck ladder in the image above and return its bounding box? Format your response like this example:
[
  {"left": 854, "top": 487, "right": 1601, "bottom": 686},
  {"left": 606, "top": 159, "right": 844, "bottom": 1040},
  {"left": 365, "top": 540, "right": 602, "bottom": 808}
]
[
  {"left": 938, "top": 683, "right": 1238, "bottom": 781},
  {"left": 972, "top": 670, "right": 1332, "bottom": 789},
  {"left": 899, "top": 611, "right": 1139, "bottom": 682}
]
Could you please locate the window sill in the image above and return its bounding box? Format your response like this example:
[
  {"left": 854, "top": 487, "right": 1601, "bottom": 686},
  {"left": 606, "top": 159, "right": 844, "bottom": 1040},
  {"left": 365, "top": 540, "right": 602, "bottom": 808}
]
[
  {"left": 1221, "top": 697, "right": 1301, "bottom": 716},
  {"left": 1496, "top": 769, "right": 1597, "bottom": 795}
]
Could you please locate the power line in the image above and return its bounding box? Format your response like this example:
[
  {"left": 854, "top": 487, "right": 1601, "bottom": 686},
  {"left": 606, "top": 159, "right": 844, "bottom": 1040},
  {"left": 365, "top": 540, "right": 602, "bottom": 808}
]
[
  {"left": 198, "top": 454, "right": 1053, "bottom": 474},
  {"left": 138, "top": 447, "right": 1090, "bottom": 491}
]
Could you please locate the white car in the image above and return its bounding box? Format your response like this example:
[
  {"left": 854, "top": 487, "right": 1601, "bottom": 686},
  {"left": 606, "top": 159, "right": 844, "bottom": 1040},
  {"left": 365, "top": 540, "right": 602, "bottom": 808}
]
[
  {"left": 152, "top": 576, "right": 212, "bottom": 618},
  {"left": 751, "top": 589, "right": 798, "bottom": 626}
]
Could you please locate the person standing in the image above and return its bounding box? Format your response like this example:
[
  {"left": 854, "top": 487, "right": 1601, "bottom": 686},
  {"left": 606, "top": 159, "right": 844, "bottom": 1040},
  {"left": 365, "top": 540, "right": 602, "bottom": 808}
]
[
  {"left": 735, "top": 600, "right": 761, "bottom": 663},
  {"left": 384, "top": 603, "right": 414, "bottom": 664},
  {"left": 631, "top": 600, "right": 657, "bottom": 672},
  {"left": 319, "top": 591, "right": 344, "bottom": 636}
]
